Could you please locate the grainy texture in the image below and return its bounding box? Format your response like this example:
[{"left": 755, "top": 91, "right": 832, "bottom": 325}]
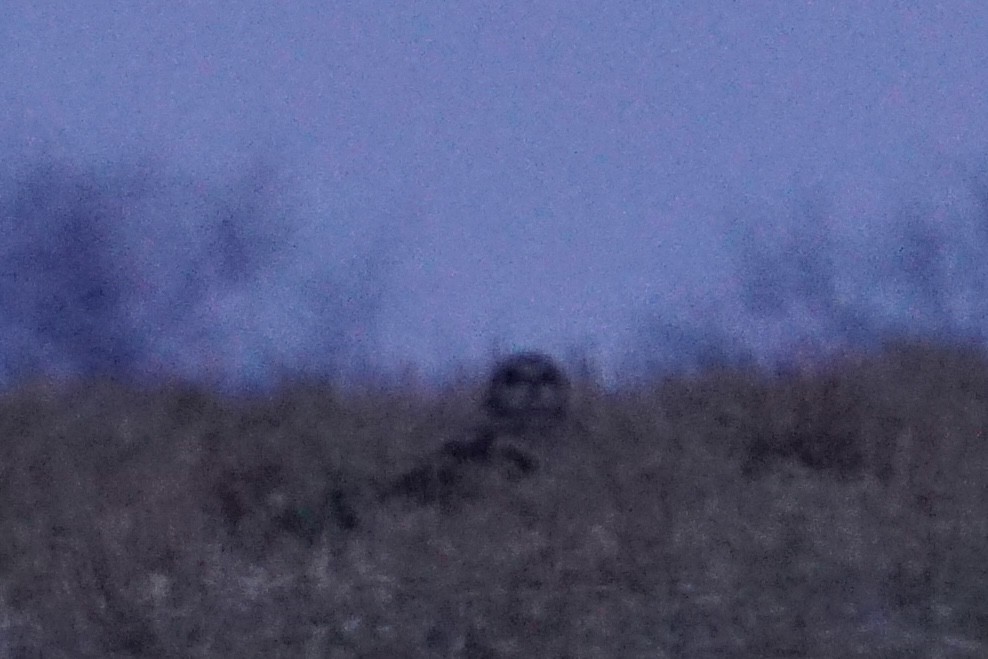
[{"left": 0, "top": 342, "right": 986, "bottom": 657}]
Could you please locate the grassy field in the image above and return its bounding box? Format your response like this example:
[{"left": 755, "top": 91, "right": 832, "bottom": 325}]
[{"left": 1, "top": 341, "right": 986, "bottom": 657}]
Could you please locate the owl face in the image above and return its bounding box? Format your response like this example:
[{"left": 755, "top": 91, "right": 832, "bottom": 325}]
[{"left": 485, "top": 352, "right": 569, "bottom": 435}]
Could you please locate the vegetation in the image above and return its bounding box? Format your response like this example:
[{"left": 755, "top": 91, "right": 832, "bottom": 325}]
[{"left": 1, "top": 341, "right": 986, "bottom": 657}]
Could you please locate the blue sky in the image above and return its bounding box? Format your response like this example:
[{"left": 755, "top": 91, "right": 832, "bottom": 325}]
[{"left": 3, "top": 2, "right": 988, "bottom": 387}]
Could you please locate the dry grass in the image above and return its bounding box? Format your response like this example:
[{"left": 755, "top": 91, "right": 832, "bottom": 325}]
[{"left": 1, "top": 342, "right": 987, "bottom": 657}]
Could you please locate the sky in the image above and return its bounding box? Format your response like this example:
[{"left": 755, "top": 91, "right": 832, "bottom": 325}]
[{"left": 2, "top": 2, "right": 988, "bottom": 389}]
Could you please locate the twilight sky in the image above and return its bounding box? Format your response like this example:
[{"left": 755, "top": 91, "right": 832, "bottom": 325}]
[{"left": 3, "top": 2, "right": 988, "bottom": 387}]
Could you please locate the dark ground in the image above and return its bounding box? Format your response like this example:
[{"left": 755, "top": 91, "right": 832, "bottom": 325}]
[{"left": 1, "top": 341, "right": 986, "bottom": 657}]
